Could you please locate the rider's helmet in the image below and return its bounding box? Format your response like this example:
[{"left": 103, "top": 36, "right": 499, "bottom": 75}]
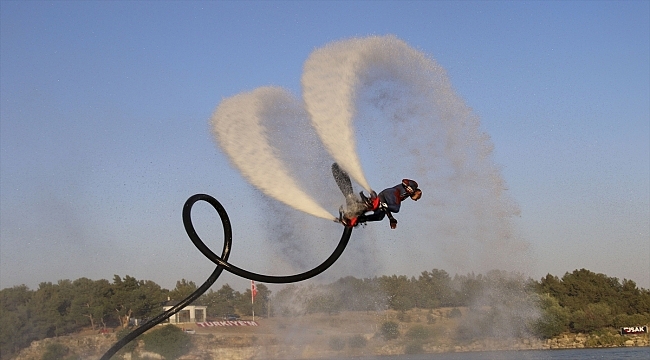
[{"left": 402, "top": 179, "right": 422, "bottom": 201}]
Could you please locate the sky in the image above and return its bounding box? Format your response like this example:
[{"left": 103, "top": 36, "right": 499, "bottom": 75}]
[{"left": 1, "top": 1, "right": 648, "bottom": 292}]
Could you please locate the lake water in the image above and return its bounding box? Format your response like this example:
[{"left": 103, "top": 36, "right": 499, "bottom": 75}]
[{"left": 325, "top": 347, "right": 649, "bottom": 360}]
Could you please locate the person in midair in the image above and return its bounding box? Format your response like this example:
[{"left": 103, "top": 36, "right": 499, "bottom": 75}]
[
  {"left": 355, "top": 179, "right": 421, "bottom": 229},
  {"left": 332, "top": 163, "right": 421, "bottom": 229}
]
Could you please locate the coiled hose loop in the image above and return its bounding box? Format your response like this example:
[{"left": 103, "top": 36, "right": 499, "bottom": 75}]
[{"left": 100, "top": 194, "right": 352, "bottom": 359}]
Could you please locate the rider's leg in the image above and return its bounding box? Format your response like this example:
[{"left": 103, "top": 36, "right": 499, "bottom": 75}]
[{"left": 357, "top": 210, "right": 386, "bottom": 223}]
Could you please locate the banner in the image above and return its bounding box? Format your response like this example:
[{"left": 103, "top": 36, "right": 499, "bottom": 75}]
[
  {"left": 196, "top": 321, "right": 258, "bottom": 327},
  {"left": 620, "top": 326, "right": 647, "bottom": 335}
]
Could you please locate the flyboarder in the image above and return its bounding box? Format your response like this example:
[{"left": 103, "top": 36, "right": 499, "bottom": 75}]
[{"left": 332, "top": 163, "right": 421, "bottom": 229}]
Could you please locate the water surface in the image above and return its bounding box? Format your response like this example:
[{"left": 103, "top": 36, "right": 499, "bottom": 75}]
[{"left": 326, "top": 347, "right": 649, "bottom": 360}]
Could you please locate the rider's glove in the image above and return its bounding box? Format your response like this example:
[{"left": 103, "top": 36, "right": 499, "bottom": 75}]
[{"left": 390, "top": 218, "right": 397, "bottom": 229}]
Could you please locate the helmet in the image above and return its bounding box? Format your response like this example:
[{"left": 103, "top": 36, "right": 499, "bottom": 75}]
[
  {"left": 402, "top": 179, "right": 418, "bottom": 193},
  {"left": 401, "top": 179, "right": 421, "bottom": 200}
]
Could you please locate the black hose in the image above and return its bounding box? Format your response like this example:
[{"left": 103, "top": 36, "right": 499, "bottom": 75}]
[{"left": 100, "top": 193, "right": 352, "bottom": 359}]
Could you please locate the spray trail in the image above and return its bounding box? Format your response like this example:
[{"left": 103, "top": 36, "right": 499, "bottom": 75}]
[
  {"left": 210, "top": 87, "right": 334, "bottom": 220},
  {"left": 302, "top": 45, "right": 373, "bottom": 192}
]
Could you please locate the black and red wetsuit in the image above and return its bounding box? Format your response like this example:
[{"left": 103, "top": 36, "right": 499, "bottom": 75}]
[{"left": 358, "top": 182, "right": 413, "bottom": 223}]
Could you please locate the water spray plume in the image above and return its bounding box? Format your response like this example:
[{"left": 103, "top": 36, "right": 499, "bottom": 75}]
[
  {"left": 210, "top": 87, "right": 334, "bottom": 220},
  {"left": 302, "top": 39, "right": 373, "bottom": 192},
  {"left": 302, "top": 35, "right": 438, "bottom": 194}
]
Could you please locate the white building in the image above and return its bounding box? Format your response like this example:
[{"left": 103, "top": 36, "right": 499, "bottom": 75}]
[{"left": 163, "top": 300, "right": 207, "bottom": 324}]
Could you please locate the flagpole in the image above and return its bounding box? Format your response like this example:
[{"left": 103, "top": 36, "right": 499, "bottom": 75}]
[{"left": 251, "top": 281, "right": 255, "bottom": 322}]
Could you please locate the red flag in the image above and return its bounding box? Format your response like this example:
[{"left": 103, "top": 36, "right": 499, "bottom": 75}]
[{"left": 251, "top": 280, "right": 258, "bottom": 301}]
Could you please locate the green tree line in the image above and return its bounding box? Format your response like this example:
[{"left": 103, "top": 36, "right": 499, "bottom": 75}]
[
  {"left": 0, "top": 275, "right": 270, "bottom": 359},
  {"left": 534, "top": 269, "right": 650, "bottom": 336},
  {"left": 272, "top": 269, "right": 650, "bottom": 338},
  {"left": 2, "top": 269, "right": 649, "bottom": 359}
]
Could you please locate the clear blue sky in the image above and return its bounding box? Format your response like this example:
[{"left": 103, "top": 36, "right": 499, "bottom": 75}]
[{"left": 1, "top": 1, "right": 648, "bottom": 291}]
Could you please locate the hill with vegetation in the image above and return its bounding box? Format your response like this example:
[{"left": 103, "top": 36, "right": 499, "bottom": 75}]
[{"left": 1, "top": 268, "right": 649, "bottom": 359}]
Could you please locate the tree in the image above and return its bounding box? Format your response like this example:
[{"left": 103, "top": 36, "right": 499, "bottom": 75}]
[
  {"left": 138, "top": 280, "right": 167, "bottom": 319},
  {"left": 530, "top": 294, "right": 569, "bottom": 338},
  {"left": 69, "top": 278, "right": 112, "bottom": 330},
  {"left": 537, "top": 274, "right": 565, "bottom": 298},
  {"left": 379, "top": 275, "right": 415, "bottom": 311},
  {"left": 415, "top": 269, "right": 453, "bottom": 308},
  {"left": 620, "top": 279, "right": 650, "bottom": 315},
  {"left": 111, "top": 275, "right": 165, "bottom": 328},
  {"left": 558, "top": 269, "right": 622, "bottom": 311},
  {"left": 168, "top": 279, "right": 197, "bottom": 302},
  {"left": 0, "top": 285, "right": 33, "bottom": 358},
  {"left": 201, "top": 284, "right": 239, "bottom": 318},
  {"left": 29, "top": 281, "right": 77, "bottom": 338},
  {"left": 570, "top": 303, "right": 613, "bottom": 333},
  {"left": 451, "top": 273, "right": 485, "bottom": 306}
]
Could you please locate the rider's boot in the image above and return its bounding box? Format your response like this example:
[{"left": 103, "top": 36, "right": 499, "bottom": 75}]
[{"left": 336, "top": 207, "right": 358, "bottom": 227}]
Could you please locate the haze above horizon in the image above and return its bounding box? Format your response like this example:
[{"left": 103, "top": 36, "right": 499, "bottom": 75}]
[{"left": 1, "top": 1, "right": 648, "bottom": 290}]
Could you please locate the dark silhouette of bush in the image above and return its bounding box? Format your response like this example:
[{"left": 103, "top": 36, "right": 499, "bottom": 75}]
[
  {"left": 142, "top": 325, "right": 191, "bottom": 360},
  {"left": 380, "top": 321, "right": 399, "bottom": 340}
]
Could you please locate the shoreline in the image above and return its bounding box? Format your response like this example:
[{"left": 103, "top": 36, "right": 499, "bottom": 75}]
[
  {"left": 12, "top": 309, "right": 649, "bottom": 359},
  {"left": 14, "top": 327, "right": 648, "bottom": 360}
]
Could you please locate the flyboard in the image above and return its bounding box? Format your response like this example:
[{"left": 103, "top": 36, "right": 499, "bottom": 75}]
[{"left": 332, "top": 163, "right": 379, "bottom": 227}]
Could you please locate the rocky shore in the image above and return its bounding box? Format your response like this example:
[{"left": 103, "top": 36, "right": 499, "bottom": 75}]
[
  {"left": 545, "top": 332, "right": 648, "bottom": 349},
  {"left": 14, "top": 330, "right": 648, "bottom": 360},
  {"left": 12, "top": 310, "right": 649, "bottom": 360}
]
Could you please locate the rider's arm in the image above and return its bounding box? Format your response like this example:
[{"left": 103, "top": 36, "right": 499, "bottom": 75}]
[{"left": 386, "top": 212, "right": 397, "bottom": 229}]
